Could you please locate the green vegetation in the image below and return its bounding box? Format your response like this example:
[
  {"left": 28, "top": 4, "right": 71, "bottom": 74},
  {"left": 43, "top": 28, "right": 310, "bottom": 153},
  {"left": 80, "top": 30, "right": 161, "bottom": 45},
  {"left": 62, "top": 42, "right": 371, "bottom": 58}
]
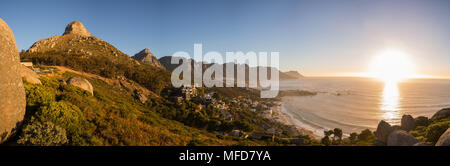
[
  {"left": 18, "top": 121, "right": 68, "bottom": 146},
  {"left": 16, "top": 73, "right": 237, "bottom": 146},
  {"left": 320, "top": 128, "right": 376, "bottom": 146},
  {"left": 410, "top": 116, "right": 449, "bottom": 145}
]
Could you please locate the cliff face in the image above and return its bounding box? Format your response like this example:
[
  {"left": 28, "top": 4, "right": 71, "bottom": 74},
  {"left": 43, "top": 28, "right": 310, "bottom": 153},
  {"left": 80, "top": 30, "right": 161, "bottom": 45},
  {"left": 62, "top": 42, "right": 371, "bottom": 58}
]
[
  {"left": 132, "top": 48, "right": 164, "bottom": 69},
  {"left": 0, "top": 18, "right": 26, "bottom": 143}
]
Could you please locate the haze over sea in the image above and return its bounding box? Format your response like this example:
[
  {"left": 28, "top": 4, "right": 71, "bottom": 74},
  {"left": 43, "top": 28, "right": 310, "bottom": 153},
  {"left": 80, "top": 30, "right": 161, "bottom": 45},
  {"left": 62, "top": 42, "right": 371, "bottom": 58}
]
[{"left": 280, "top": 77, "right": 450, "bottom": 137}]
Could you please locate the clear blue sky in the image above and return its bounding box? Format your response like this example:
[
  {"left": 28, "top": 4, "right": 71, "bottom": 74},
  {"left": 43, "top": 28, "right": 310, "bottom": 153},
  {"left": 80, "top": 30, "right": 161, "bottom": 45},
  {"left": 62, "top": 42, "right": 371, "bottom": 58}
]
[{"left": 1, "top": 0, "right": 449, "bottom": 77}]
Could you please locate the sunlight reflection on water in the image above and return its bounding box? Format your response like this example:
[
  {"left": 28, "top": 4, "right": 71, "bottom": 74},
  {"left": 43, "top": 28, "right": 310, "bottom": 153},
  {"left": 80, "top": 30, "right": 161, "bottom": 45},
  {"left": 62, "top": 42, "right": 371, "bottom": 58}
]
[{"left": 381, "top": 81, "right": 401, "bottom": 124}]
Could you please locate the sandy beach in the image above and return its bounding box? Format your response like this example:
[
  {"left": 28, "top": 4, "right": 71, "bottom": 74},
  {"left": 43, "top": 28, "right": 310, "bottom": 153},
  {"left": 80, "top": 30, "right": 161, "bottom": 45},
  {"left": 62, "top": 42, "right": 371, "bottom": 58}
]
[{"left": 270, "top": 101, "right": 318, "bottom": 139}]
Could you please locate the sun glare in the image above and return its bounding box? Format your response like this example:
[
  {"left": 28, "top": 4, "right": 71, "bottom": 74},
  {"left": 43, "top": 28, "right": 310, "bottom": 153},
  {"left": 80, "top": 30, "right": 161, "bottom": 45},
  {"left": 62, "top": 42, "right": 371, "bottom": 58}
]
[{"left": 369, "top": 49, "right": 414, "bottom": 83}]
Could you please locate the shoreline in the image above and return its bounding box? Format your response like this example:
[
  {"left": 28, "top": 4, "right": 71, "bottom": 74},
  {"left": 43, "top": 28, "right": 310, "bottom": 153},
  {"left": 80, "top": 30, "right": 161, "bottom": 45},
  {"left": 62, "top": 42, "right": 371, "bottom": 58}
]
[{"left": 270, "top": 100, "right": 320, "bottom": 139}]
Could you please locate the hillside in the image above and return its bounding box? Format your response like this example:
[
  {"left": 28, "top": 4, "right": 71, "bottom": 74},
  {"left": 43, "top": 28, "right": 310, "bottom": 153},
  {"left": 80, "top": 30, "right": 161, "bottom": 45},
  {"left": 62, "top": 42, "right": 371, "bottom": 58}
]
[
  {"left": 21, "top": 21, "right": 170, "bottom": 94},
  {"left": 11, "top": 67, "right": 235, "bottom": 145}
]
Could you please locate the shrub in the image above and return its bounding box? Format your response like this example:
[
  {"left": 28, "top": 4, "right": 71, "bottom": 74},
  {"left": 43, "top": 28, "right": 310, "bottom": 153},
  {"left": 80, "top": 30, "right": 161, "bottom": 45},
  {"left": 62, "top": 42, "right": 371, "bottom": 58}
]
[
  {"left": 39, "top": 76, "right": 61, "bottom": 89},
  {"left": 425, "top": 121, "right": 449, "bottom": 144},
  {"left": 36, "top": 101, "right": 92, "bottom": 145},
  {"left": 17, "top": 121, "right": 68, "bottom": 146},
  {"left": 60, "top": 84, "right": 91, "bottom": 97},
  {"left": 24, "top": 83, "right": 56, "bottom": 107}
]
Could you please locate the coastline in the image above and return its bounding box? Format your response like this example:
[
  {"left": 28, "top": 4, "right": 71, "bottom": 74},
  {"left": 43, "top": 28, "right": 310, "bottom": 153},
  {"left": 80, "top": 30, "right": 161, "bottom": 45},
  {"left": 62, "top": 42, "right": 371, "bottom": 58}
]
[{"left": 270, "top": 100, "right": 319, "bottom": 139}]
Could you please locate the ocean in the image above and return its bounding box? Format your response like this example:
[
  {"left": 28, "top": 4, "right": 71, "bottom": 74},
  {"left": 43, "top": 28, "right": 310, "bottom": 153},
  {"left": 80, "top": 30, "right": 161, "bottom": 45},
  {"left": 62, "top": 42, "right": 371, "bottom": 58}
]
[{"left": 280, "top": 77, "right": 450, "bottom": 137}]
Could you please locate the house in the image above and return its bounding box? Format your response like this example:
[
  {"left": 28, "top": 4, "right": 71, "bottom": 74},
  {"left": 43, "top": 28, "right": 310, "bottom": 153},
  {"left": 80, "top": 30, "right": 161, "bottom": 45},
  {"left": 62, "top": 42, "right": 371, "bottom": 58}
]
[
  {"left": 20, "top": 59, "right": 34, "bottom": 70},
  {"left": 180, "top": 86, "right": 197, "bottom": 100}
]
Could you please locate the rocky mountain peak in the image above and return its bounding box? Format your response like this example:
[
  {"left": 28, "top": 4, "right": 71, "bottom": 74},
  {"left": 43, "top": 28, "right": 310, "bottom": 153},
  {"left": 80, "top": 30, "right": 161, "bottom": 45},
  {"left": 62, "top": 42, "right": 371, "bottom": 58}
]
[
  {"left": 142, "top": 48, "right": 151, "bottom": 54},
  {"left": 132, "top": 48, "right": 164, "bottom": 69},
  {"left": 63, "top": 21, "right": 92, "bottom": 37}
]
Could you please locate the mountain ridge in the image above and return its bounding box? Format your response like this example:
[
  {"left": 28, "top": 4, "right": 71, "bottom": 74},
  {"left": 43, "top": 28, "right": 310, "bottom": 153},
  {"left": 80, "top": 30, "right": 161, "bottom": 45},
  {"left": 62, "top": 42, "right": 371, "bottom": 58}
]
[{"left": 158, "top": 56, "right": 305, "bottom": 81}]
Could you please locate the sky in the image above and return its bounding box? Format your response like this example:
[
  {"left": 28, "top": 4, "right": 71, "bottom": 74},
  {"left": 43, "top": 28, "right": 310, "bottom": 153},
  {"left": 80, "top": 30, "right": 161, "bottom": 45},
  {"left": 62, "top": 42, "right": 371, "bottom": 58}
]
[{"left": 1, "top": 0, "right": 449, "bottom": 77}]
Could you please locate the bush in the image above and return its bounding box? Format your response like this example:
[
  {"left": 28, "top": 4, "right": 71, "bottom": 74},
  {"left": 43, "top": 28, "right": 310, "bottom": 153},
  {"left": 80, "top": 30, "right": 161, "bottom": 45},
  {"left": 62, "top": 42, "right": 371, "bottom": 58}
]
[
  {"left": 24, "top": 83, "right": 56, "bottom": 107},
  {"left": 61, "top": 84, "right": 91, "bottom": 97},
  {"left": 36, "top": 101, "right": 92, "bottom": 145},
  {"left": 39, "top": 76, "right": 61, "bottom": 89},
  {"left": 425, "top": 121, "right": 449, "bottom": 144},
  {"left": 18, "top": 121, "right": 68, "bottom": 146}
]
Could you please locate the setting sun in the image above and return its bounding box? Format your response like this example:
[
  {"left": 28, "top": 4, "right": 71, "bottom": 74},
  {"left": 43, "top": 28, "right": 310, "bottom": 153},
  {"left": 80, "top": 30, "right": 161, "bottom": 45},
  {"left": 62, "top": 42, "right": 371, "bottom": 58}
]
[{"left": 369, "top": 49, "right": 414, "bottom": 83}]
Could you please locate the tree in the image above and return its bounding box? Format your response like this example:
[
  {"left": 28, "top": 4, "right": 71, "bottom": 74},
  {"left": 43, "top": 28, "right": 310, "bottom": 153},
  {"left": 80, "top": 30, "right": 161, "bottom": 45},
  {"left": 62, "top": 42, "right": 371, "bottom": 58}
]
[
  {"left": 349, "top": 132, "right": 358, "bottom": 143},
  {"left": 333, "top": 128, "right": 343, "bottom": 140},
  {"left": 358, "top": 129, "right": 374, "bottom": 141},
  {"left": 324, "top": 130, "right": 334, "bottom": 137},
  {"left": 321, "top": 136, "right": 331, "bottom": 146}
]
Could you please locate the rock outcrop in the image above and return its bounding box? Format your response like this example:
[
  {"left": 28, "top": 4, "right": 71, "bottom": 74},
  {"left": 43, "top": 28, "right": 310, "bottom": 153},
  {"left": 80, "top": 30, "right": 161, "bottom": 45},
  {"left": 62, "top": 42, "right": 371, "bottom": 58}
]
[
  {"left": 62, "top": 21, "right": 92, "bottom": 37},
  {"left": 401, "top": 115, "right": 416, "bottom": 132},
  {"left": 387, "top": 130, "right": 419, "bottom": 146},
  {"left": 0, "top": 18, "right": 26, "bottom": 143},
  {"left": 20, "top": 65, "right": 41, "bottom": 84},
  {"left": 432, "top": 108, "right": 450, "bottom": 119},
  {"left": 435, "top": 128, "right": 450, "bottom": 146},
  {"left": 133, "top": 89, "right": 148, "bottom": 104},
  {"left": 375, "top": 120, "right": 393, "bottom": 143},
  {"left": 132, "top": 49, "right": 164, "bottom": 69},
  {"left": 415, "top": 116, "right": 430, "bottom": 127},
  {"left": 66, "top": 77, "right": 94, "bottom": 96}
]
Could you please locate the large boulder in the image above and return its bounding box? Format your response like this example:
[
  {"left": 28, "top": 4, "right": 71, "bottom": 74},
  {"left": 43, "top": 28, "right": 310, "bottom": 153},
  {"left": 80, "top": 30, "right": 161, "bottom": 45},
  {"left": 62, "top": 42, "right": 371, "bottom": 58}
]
[
  {"left": 0, "top": 18, "right": 26, "bottom": 143},
  {"left": 372, "top": 140, "right": 386, "bottom": 146},
  {"left": 401, "top": 115, "right": 416, "bottom": 132},
  {"left": 415, "top": 116, "right": 430, "bottom": 127},
  {"left": 435, "top": 128, "right": 450, "bottom": 146},
  {"left": 20, "top": 65, "right": 41, "bottom": 84},
  {"left": 66, "top": 77, "right": 94, "bottom": 95},
  {"left": 376, "top": 120, "right": 394, "bottom": 143},
  {"left": 387, "top": 130, "right": 419, "bottom": 146},
  {"left": 391, "top": 125, "right": 402, "bottom": 131},
  {"left": 432, "top": 108, "right": 450, "bottom": 119}
]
